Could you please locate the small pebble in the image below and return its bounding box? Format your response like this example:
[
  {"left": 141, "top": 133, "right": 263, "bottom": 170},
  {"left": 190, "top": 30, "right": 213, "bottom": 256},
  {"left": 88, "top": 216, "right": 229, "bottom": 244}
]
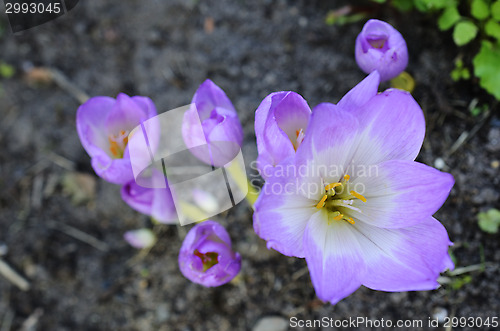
[
  {"left": 253, "top": 316, "right": 288, "bottom": 331},
  {"left": 434, "top": 157, "right": 446, "bottom": 170},
  {"left": 432, "top": 307, "right": 448, "bottom": 324}
]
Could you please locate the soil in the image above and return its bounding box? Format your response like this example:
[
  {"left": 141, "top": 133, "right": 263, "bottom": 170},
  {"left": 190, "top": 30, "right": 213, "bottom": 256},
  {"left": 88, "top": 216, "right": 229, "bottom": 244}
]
[{"left": 0, "top": 1, "right": 499, "bottom": 330}]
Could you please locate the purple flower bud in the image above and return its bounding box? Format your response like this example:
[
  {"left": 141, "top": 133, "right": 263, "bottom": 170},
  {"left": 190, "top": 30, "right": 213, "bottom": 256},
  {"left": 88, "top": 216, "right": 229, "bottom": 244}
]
[
  {"left": 76, "top": 93, "right": 158, "bottom": 184},
  {"left": 120, "top": 170, "right": 177, "bottom": 224},
  {"left": 182, "top": 80, "right": 243, "bottom": 167},
  {"left": 179, "top": 220, "right": 241, "bottom": 287},
  {"left": 355, "top": 19, "right": 408, "bottom": 82}
]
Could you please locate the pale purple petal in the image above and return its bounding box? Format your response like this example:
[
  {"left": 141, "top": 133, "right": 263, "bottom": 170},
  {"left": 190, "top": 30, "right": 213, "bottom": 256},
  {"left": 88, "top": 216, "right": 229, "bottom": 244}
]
[
  {"left": 354, "top": 217, "right": 453, "bottom": 291},
  {"left": 105, "top": 93, "right": 153, "bottom": 135},
  {"left": 303, "top": 210, "right": 365, "bottom": 304},
  {"left": 192, "top": 79, "right": 236, "bottom": 121},
  {"left": 348, "top": 159, "right": 454, "bottom": 228},
  {"left": 121, "top": 179, "right": 155, "bottom": 215},
  {"left": 253, "top": 166, "right": 316, "bottom": 258},
  {"left": 91, "top": 150, "right": 134, "bottom": 184},
  {"left": 349, "top": 89, "right": 425, "bottom": 165},
  {"left": 124, "top": 228, "right": 156, "bottom": 249},
  {"left": 183, "top": 80, "right": 243, "bottom": 167},
  {"left": 295, "top": 103, "right": 360, "bottom": 200},
  {"left": 255, "top": 91, "right": 311, "bottom": 179},
  {"left": 76, "top": 96, "right": 116, "bottom": 156},
  {"left": 337, "top": 71, "right": 380, "bottom": 112}
]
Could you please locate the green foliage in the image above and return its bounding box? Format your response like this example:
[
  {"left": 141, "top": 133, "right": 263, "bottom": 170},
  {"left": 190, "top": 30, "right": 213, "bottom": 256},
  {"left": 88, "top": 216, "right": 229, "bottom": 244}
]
[
  {"left": 414, "top": 0, "right": 454, "bottom": 11},
  {"left": 477, "top": 208, "right": 500, "bottom": 233},
  {"left": 485, "top": 19, "right": 500, "bottom": 39},
  {"left": 453, "top": 21, "right": 479, "bottom": 45},
  {"left": 450, "top": 275, "right": 472, "bottom": 290},
  {"left": 451, "top": 59, "right": 471, "bottom": 80},
  {"left": 471, "top": 0, "right": 490, "bottom": 20},
  {"left": 439, "top": 5, "right": 461, "bottom": 30},
  {"left": 470, "top": 103, "right": 488, "bottom": 116},
  {"left": 0, "top": 61, "right": 15, "bottom": 79},
  {"left": 370, "top": 0, "right": 500, "bottom": 101},
  {"left": 492, "top": 1, "right": 500, "bottom": 20},
  {"left": 473, "top": 41, "right": 500, "bottom": 99}
]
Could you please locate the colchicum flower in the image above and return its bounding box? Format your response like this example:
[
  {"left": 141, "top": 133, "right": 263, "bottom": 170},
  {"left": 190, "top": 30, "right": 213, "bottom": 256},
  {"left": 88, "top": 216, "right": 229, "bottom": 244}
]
[
  {"left": 76, "top": 93, "right": 158, "bottom": 184},
  {"left": 255, "top": 91, "right": 311, "bottom": 180},
  {"left": 355, "top": 19, "right": 408, "bottom": 82},
  {"left": 179, "top": 220, "right": 241, "bottom": 287},
  {"left": 253, "top": 72, "right": 454, "bottom": 304},
  {"left": 120, "top": 170, "right": 177, "bottom": 224},
  {"left": 182, "top": 79, "right": 243, "bottom": 167}
]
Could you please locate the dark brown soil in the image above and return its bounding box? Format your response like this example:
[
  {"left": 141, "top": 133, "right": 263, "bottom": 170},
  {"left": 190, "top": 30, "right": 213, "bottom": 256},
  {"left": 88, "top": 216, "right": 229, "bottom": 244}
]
[{"left": 0, "top": 1, "right": 499, "bottom": 330}]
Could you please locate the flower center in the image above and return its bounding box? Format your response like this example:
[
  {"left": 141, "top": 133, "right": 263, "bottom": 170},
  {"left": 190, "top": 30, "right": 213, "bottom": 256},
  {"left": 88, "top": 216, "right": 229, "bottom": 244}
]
[
  {"left": 108, "top": 130, "right": 129, "bottom": 159},
  {"left": 367, "top": 33, "right": 388, "bottom": 50},
  {"left": 315, "top": 174, "right": 366, "bottom": 225},
  {"left": 293, "top": 129, "right": 305, "bottom": 151},
  {"left": 194, "top": 249, "right": 219, "bottom": 272}
]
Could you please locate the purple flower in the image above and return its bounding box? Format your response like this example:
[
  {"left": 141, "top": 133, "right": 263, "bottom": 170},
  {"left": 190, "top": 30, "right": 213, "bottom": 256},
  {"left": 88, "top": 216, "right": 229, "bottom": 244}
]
[
  {"left": 76, "top": 93, "right": 158, "bottom": 184},
  {"left": 182, "top": 79, "right": 243, "bottom": 167},
  {"left": 253, "top": 74, "right": 454, "bottom": 304},
  {"left": 120, "top": 170, "right": 177, "bottom": 224},
  {"left": 254, "top": 72, "right": 380, "bottom": 180},
  {"left": 355, "top": 19, "right": 408, "bottom": 82},
  {"left": 179, "top": 220, "right": 241, "bottom": 287},
  {"left": 255, "top": 92, "right": 311, "bottom": 180}
]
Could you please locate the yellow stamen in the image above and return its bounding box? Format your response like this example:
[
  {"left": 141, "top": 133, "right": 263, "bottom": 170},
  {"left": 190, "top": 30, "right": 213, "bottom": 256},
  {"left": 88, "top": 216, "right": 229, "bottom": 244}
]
[
  {"left": 325, "top": 182, "right": 341, "bottom": 191},
  {"left": 344, "top": 174, "right": 350, "bottom": 181},
  {"left": 347, "top": 217, "right": 355, "bottom": 224},
  {"left": 333, "top": 213, "right": 343, "bottom": 221},
  {"left": 315, "top": 195, "right": 327, "bottom": 209},
  {"left": 350, "top": 191, "right": 367, "bottom": 203}
]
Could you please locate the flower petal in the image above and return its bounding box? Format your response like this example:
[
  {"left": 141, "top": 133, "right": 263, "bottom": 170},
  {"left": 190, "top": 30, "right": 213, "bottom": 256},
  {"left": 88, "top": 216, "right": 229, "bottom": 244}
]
[
  {"left": 255, "top": 92, "right": 311, "bottom": 179},
  {"left": 303, "top": 210, "right": 365, "bottom": 304},
  {"left": 76, "top": 96, "right": 116, "bottom": 156},
  {"left": 337, "top": 71, "right": 380, "bottom": 113},
  {"left": 348, "top": 159, "right": 454, "bottom": 228},
  {"left": 192, "top": 79, "right": 236, "bottom": 121},
  {"left": 90, "top": 150, "right": 134, "bottom": 184},
  {"left": 349, "top": 89, "right": 425, "bottom": 165},
  {"left": 353, "top": 217, "right": 453, "bottom": 291},
  {"left": 253, "top": 167, "right": 316, "bottom": 258},
  {"left": 295, "top": 103, "right": 360, "bottom": 200},
  {"left": 105, "top": 93, "right": 153, "bottom": 135}
]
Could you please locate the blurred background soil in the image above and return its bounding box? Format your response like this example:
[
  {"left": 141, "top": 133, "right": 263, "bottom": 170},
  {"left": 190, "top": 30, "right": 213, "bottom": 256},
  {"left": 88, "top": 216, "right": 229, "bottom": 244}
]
[{"left": 0, "top": 1, "right": 499, "bottom": 330}]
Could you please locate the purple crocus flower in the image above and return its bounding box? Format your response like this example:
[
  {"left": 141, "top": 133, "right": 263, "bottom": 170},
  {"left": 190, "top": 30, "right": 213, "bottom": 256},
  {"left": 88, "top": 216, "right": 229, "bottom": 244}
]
[
  {"left": 182, "top": 79, "right": 243, "bottom": 167},
  {"left": 76, "top": 93, "right": 158, "bottom": 184},
  {"left": 120, "top": 170, "right": 177, "bottom": 224},
  {"left": 355, "top": 19, "right": 408, "bottom": 82},
  {"left": 255, "top": 92, "right": 311, "bottom": 180},
  {"left": 254, "top": 72, "right": 380, "bottom": 180},
  {"left": 253, "top": 74, "right": 454, "bottom": 304},
  {"left": 179, "top": 220, "right": 241, "bottom": 287}
]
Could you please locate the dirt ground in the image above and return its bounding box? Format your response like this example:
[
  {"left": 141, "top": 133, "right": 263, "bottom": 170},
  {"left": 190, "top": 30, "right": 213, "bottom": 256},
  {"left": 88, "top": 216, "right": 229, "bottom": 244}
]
[{"left": 0, "top": 1, "right": 499, "bottom": 330}]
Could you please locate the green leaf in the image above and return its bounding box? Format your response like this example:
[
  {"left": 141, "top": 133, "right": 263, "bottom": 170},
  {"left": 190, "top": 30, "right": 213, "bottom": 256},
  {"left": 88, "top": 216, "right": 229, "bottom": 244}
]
[
  {"left": 478, "top": 208, "right": 500, "bottom": 233},
  {"left": 0, "top": 62, "right": 15, "bottom": 79},
  {"left": 392, "top": 0, "right": 414, "bottom": 11},
  {"left": 485, "top": 19, "right": 500, "bottom": 40},
  {"left": 371, "top": 0, "right": 387, "bottom": 3},
  {"left": 415, "top": 0, "right": 454, "bottom": 12},
  {"left": 473, "top": 41, "right": 500, "bottom": 99},
  {"left": 491, "top": 1, "right": 500, "bottom": 21},
  {"left": 438, "top": 6, "right": 461, "bottom": 30},
  {"left": 471, "top": 0, "right": 490, "bottom": 20},
  {"left": 453, "top": 21, "right": 478, "bottom": 45}
]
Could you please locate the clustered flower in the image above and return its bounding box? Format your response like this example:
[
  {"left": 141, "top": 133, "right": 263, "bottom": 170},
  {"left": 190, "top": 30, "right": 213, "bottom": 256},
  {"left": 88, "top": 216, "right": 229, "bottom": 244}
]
[{"left": 75, "top": 19, "right": 454, "bottom": 302}]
